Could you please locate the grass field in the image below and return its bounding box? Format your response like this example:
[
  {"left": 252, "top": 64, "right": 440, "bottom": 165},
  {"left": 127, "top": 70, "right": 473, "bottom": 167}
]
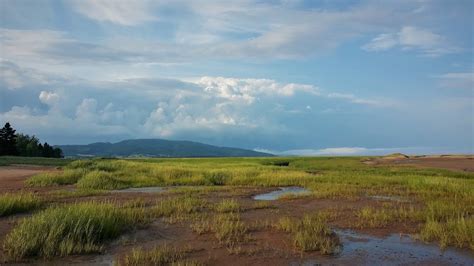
[
  {"left": 0, "top": 156, "right": 73, "bottom": 166},
  {"left": 1, "top": 156, "right": 473, "bottom": 263}
]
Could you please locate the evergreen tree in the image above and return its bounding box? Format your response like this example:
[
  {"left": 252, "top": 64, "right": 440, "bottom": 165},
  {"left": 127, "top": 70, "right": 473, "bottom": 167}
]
[
  {"left": 1, "top": 122, "right": 64, "bottom": 158},
  {"left": 53, "top": 147, "right": 64, "bottom": 158},
  {"left": 0, "top": 122, "right": 17, "bottom": 155}
]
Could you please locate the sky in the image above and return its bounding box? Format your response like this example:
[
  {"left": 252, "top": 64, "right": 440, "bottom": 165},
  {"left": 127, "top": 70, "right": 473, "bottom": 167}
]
[{"left": 0, "top": 0, "right": 473, "bottom": 156}]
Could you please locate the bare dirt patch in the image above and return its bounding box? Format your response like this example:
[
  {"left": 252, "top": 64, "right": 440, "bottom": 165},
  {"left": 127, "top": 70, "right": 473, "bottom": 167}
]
[
  {"left": 0, "top": 165, "right": 60, "bottom": 193},
  {"left": 365, "top": 155, "right": 474, "bottom": 172}
]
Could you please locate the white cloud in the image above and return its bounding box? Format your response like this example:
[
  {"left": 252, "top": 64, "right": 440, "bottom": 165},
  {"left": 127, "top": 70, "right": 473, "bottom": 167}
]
[
  {"left": 71, "top": 0, "right": 157, "bottom": 26},
  {"left": 361, "top": 33, "right": 398, "bottom": 51},
  {"left": 436, "top": 72, "right": 474, "bottom": 90},
  {"left": 0, "top": 60, "right": 54, "bottom": 89},
  {"left": 0, "top": 64, "right": 393, "bottom": 144},
  {"left": 256, "top": 146, "right": 472, "bottom": 156},
  {"left": 326, "top": 92, "right": 387, "bottom": 107},
  {"left": 286, "top": 147, "right": 369, "bottom": 156},
  {"left": 76, "top": 98, "right": 98, "bottom": 122},
  {"left": 197, "top": 76, "right": 320, "bottom": 104},
  {"left": 362, "top": 26, "right": 459, "bottom": 57},
  {"left": 39, "top": 91, "right": 59, "bottom": 106}
]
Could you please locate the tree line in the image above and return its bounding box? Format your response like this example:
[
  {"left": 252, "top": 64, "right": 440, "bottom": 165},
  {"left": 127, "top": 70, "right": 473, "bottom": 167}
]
[{"left": 0, "top": 122, "right": 63, "bottom": 158}]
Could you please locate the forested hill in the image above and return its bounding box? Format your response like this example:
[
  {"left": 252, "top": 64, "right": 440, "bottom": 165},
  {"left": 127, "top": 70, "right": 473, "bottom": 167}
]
[{"left": 58, "top": 139, "right": 273, "bottom": 158}]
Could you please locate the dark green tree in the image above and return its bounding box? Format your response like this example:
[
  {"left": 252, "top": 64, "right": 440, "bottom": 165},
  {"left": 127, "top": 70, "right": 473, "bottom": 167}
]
[
  {"left": 0, "top": 122, "right": 18, "bottom": 155},
  {"left": 53, "top": 147, "right": 63, "bottom": 158},
  {"left": 42, "top": 142, "right": 54, "bottom": 157}
]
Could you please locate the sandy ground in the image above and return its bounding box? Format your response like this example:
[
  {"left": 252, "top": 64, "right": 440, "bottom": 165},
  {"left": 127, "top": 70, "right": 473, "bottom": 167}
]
[
  {"left": 365, "top": 155, "right": 474, "bottom": 172},
  {"left": 0, "top": 165, "right": 60, "bottom": 193},
  {"left": 0, "top": 161, "right": 473, "bottom": 265}
]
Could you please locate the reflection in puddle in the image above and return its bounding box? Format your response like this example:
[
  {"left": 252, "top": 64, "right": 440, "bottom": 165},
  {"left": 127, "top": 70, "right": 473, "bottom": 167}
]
[
  {"left": 302, "top": 230, "right": 474, "bottom": 265},
  {"left": 112, "top": 187, "right": 165, "bottom": 193},
  {"left": 253, "top": 187, "right": 310, "bottom": 200}
]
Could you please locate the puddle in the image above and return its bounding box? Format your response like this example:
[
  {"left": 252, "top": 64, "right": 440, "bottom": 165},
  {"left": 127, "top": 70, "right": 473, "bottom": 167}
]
[
  {"left": 302, "top": 230, "right": 474, "bottom": 265},
  {"left": 112, "top": 187, "right": 165, "bottom": 193},
  {"left": 369, "top": 195, "right": 411, "bottom": 203},
  {"left": 253, "top": 187, "right": 310, "bottom": 200}
]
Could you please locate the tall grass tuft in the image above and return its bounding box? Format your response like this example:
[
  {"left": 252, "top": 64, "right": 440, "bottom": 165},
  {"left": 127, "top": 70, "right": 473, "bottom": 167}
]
[
  {"left": 213, "top": 213, "right": 249, "bottom": 246},
  {"left": 3, "top": 201, "right": 148, "bottom": 261},
  {"left": 121, "top": 245, "right": 199, "bottom": 266},
  {"left": 275, "top": 214, "right": 340, "bottom": 254},
  {"left": 214, "top": 199, "right": 240, "bottom": 213},
  {"left": 26, "top": 169, "right": 85, "bottom": 187},
  {"left": 76, "top": 170, "right": 130, "bottom": 190},
  {"left": 420, "top": 217, "right": 474, "bottom": 250},
  {"left": 0, "top": 192, "right": 42, "bottom": 217}
]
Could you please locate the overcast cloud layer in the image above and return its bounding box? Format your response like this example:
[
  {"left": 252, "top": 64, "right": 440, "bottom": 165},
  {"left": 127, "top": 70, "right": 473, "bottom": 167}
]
[{"left": 0, "top": 0, "right": 472, "bottom": 155}]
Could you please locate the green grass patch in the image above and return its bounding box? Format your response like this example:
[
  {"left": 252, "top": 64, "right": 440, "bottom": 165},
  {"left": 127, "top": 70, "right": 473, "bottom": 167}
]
[
  {"left": 275, "top": 214, "right": 340, "bottom": 254},
  {"left": 356, "top": 206, "right": 423, "bottom": 228},
  {"left": 153, "top": 196, "right": 207, "bottom": 223},
  {"left": 0, "top": 156, "right": 73, "bottom": 166},
  {"left": 213, "top": 213, "right": 249, "bottom": 247},
  {"left": 76, "top": 170, "right": 130, "bottom": 190},
  {"left": 26, "top": 169, "right": 85, "bottom": 187},
  {"left": 420, "top": 217, "right": 474, "bottom": 250},
  {"left": 0, "top": 192, "right": 42, "bottom": 217},
  {"left": 3, "top": 201, "right": 148, "bottom": 261},
  {"left": 16, "top": 156, "right": 473, "bottom": 251},
  {"left": 214, "top": 199, "right": 240, "bottom": 213},
  {"left": 121, "top": 245, "right": 199, "bottom": 266}
]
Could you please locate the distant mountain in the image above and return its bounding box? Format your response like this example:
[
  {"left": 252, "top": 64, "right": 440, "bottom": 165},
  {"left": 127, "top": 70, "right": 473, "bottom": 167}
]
[{"left": 58, "top": 139, "right": 273, "bottom": 158}]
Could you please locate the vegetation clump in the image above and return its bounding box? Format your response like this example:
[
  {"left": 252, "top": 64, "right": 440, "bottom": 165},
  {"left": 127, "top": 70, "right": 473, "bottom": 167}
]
[
  {"left": 121, "top": 245, "right": 198, "bottom": 266},
  {"left": 203, "top": 171, "right": 230, "bottom": 185},
  {"left": 215, "top": 199, "right": 240, "bottom": 213},
  {"left": 3, "top": 201, "right": 148, "bottom": 261},
  {"left": 76, "top": 170, "right": 130, "bottom": 190},
  {"left": 261, "top": 160, "right": 291, "bottom": 167},
  {"left": 0, "top": 192, "right": 42, "bottom": 217},
  {"left": 275, "top": 214, "right": 340, "bottom": 254},
  {"left": 213, "top": 213, "right": 249, "bottom": 246},
  {"left": 26, "top": 169, "right": 85, "bottom": 187}
]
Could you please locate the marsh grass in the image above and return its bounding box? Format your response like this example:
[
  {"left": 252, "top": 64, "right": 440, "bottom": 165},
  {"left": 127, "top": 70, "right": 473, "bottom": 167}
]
[
  {"left": 275, "top": 214, "right": 340, "bottom": 254},
  {"left": 48, "top": 189, "right": 106, "bottom": 199},
  {"left": 213, "top": 213, "right": 249, "bottom": 246},
  {"left": 121, "top": 245, "right": 200, "bottom": 266},
  {"left": 356, "top": 206, "right": 423, "bottom": 228},
  {"left": 20, "top": 156, "right": 474, "bottom": 251},
  {"left": 215, "top": 199, "right": 240, "bottom": 213},
  {"left": 26, "top": 169, "right": 85, "bottom": 187},
  {"left": 153, "top": 196, "right": 207, "bottom": 223},
  {"left": 76, "top": 170, "right": 130, "bottom": 190},
  {"left": 251, "top": 201, "right": 272, "bottom": 210},
  {"left": 420, "top": 217, "right": 474, "bottom": 250},
  {"left": 0, "top": 192, "right": 42, "bottom": 217},
  {"left": 3, "top": 201, "right": 149, "bottom": 261},
  {"left": 0, "top": 156, "right": 72, "bottom": 166}
]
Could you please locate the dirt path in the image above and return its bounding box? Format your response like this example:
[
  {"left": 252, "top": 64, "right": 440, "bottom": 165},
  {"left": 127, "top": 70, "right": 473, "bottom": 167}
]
[{"left": 0, "top": 165, "right": 59, "bottom": 193}]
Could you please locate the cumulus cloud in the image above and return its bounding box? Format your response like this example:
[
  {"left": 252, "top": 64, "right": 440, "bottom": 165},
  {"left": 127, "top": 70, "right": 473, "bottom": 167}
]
[
  {"left": 71, "top": 0, "right": 157, "bottom": 26},
  {"left": 39, "top": 91, "right": 59, "bottom": 106},
  {"left": 0, "top": 62, "right": 395, "bottom": 145},
  {"left": 362, "top": 26, "right": 459, "bottom": 57},
  {"left": 197, "top": 76, "right": 320, "bottom": 104}
]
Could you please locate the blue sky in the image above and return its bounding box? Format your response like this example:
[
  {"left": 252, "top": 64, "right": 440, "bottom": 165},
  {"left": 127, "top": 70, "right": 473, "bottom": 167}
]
[{"left": 0, "top": 0, "right": 472, "bottom": 155}]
